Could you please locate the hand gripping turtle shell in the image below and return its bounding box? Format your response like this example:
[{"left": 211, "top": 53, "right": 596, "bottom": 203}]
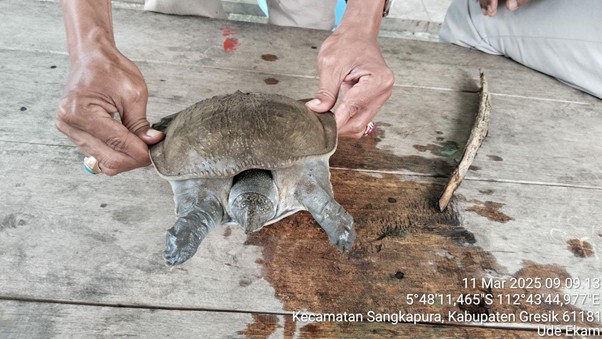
[{"left": 150, "top": 91, "right": 355, "bottom": 265}]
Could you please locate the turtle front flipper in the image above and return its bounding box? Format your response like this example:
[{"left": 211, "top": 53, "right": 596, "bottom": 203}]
[
  {"left": 164, "top": 179, "right": 228, "bottom": 265},
  {"left": 294, "top": 160, "right": 356, "bottom": 251}
]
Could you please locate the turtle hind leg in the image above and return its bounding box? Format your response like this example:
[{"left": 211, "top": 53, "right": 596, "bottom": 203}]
[
  {"left": 294, "top": 163, "right": 356, "bottom": 251},
  {"left": 164, "top": 179, "right": 226, "bottom": 266}
]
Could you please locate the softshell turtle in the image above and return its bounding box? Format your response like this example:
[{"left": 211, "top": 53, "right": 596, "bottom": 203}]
[{"left": 151, "top": 91, "right": 355, "bottom": 265}]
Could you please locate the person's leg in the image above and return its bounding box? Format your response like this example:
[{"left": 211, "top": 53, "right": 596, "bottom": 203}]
[
  {"left": 144, "top": 0, "right": 226, "bottom": 19},
  {"left": 440, "top": 0, "right": 602, "bottom": 99},
  {"left": 267, "top": 0, "right": 338, "bottom": 30}
]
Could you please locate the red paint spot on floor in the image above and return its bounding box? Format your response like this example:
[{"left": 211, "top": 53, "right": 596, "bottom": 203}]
[{"left": 223, "top": 38, "right": 239, "bottom": 52}]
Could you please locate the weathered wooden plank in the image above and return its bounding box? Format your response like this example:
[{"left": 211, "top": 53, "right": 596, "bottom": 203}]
[
  {"left": 3, "top": 49, "right": 602, "bottom": 189},
  {"left": 0, "top": 299, "right": 546, "bottom": 338},
  {"left": 454, "top": 180, "right": 602, "bottom": 313},
  {"left": 1, "top": 142, "right": 601, "bottom": 329},
  {"left": 0, "top": 299, "right": 258, "bottom": 338},
  {"left": 0, "top": 0, "right": 597, "bottom": 104},
  {"left": 0, "top": 143, "right": 284, "bottom": 312}
]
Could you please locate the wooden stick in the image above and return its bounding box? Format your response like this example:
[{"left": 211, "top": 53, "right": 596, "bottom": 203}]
[{"left": 438, "top": 71, "right": 491, "bottom": 211}]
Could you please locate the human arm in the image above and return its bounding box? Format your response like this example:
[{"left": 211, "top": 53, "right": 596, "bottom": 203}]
[
  {"left": 56, "top": 0, "right": 163, "bottom": 176},
  {"left": 306, "top": 0, "right": 394, "bottom": 139}
]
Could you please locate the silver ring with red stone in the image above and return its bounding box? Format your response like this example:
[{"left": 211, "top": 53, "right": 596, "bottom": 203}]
[{"left": 364, "top": 121, "right": 376, "bottom": 137}]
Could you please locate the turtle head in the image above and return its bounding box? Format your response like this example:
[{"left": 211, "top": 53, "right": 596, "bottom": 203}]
[{"left": 228, "top": 169, "right": 278, "bottom": 233}]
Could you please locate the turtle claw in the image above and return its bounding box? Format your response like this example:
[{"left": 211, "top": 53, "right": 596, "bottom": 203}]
[
  {"left": 163, "top": 223, "right": 203, "bottom": 266},
  {"left": 333, "top": 226, "right": 356, "bottom": 252},
  {"left": 325, "top": 213, "right": 356, "bottom": 252}
]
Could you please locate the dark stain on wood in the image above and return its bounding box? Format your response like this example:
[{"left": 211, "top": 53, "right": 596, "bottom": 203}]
[
  {"left": 567, "top": 239, "right": 594, "bottom": 258},
  {"left": 0, "top": 214, "right": 18, "bottom": 231},
  {"left": 238, "top": 314, "right": 279, "bottom": 338},
  {"left": 223, "top": 226, "right": 232, "bottom": 238},
  {"left": 413, "top": 144, "right": 438, "bottom": 153},
  {"left": 466, "top": 200, "right": 513, "bottom": 223},
  {"left": 261, "top": 54, "right": 279, "bottom": 62},
  {"left": 264, "top": 77, "right": 279, "bottom": 85},
  {"left": 20, "top": 106, "right": 27, "bottom": 111},
  {"left": 469, "top": 165, "right": 481, "bottom": 171},
  {"left": 246, "top": 172, "right": 478, "bottom": 316},
  {"left": 239, "top": 277, "right": 253, "bottom": 287},
  {"left": 247, "top": 171, "right": 595, "bottom": 329},
  {"left": 479, "top": 189, "right": 495, "bottom": 195},
  {"left": 487, "top": 155, "right": 503, "bottom": 161},
  {"left": 332, "top": 129, "right": 454, "bottom": 176},
  {"left": 0, "top": 213, "right": 28, "bottom": 232},
  {"left": 100, "top": 203, "right": 107, "bottom": 208}
]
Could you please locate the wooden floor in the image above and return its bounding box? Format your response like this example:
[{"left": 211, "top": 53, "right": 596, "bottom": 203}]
[{"left": 1, "top": 0, "right": 601, "bottom": 337}]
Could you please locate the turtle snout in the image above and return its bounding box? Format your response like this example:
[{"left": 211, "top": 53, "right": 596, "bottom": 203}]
[
  {"left": 227, "top": 169, "right": 279, "bottom": 233},
  {"left": 230, "top": 192, "right": 276, "bottom": 233}
]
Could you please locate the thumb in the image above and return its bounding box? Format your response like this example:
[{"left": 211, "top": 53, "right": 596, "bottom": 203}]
[
  {"left": 121, "top": 98, "right": 164, "bottom": 145},
  {"left": 306, "top": 70, "right": 344, "bottom": 113}
]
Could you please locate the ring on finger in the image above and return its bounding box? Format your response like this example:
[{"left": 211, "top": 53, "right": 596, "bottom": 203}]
[
  {"left": 83, "top": 156, "right": 102, "bottom": 175},
  {"left": 364, "top": 121, "right": 376, "bottom": 137}
]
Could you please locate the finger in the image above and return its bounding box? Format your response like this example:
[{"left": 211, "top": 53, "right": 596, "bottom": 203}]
[
  {"left": 118, "top": 84, "right": 165, "bottom": 145},
  {"left": 508, "top": 0, "right": 529, "bottom": 11},
  {"left": 56, "top": 120, "right": 150, "bottom": 176},
  {"left": 306, "top": 57, "right": 346, "bottom": 113},
  {"left": 63, "top": 104, "right": 151, "bottom": 164},
  {"left": 480, "top": 0, "right": 498, "bottom": 16},
  {"left": 337, "top": 73, "right": 393, "bottom": 139}
]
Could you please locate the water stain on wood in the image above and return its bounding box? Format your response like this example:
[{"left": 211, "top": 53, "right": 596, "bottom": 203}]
[
  {"left": 238, "top": 314, "right": 279, "bottom": 338},
  {"left": 331, "top": 129, "right": 454, "bottom": 176},
  {"left": 261, "top": 54, "right": 278, "bottom": 62},
  {"left": 466, "top": 200, "right": 513, "bottom": 223},
  {"left": 567, "top": 239, "right": 594, "bottom": 258},
  {"left": 479, "top": 189, "right": 495, "bottom": 195},
  {"left": 264, "top": 78, "right": 279, "bottom": 85}
]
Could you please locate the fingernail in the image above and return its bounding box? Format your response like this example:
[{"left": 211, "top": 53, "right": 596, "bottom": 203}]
[
  {"left": 305, "top": 99, "right": 321, "bottom": 108},
  {"left": 507, "top": 0, "right": 518, "bottom": 10},
  {"left": 146, "top": 128, "right": 163, "bottom": 138}
]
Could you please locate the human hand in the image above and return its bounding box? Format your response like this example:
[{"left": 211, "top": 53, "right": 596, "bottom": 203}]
[
  {"left": 479, "top": 0, "right": 530, "bottom": 16},
  {"left": 306, "top": 29, "right": 394, "bottom": 139},
  {"left": 55, "top": 46, "right": 164, "bottom": 176}
]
